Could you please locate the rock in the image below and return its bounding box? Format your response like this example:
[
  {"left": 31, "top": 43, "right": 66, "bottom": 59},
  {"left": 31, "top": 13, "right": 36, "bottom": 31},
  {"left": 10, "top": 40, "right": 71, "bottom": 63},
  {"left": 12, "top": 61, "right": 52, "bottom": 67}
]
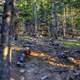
[
  {"left": 55, "top": 74, "right": 62, "bottom": 80},
  {"left": 20, "top": 69, "right": 25, "bottom": 73},
  {"left": 41, "top": 75, "right": 48, "bottom": 80},
  {"left": 10, "top": 78, "right": 15, "bottom": 80},
  {"left": 20, "top": 76, "right": 25, "bottom": 80},
  {"left": 16, "top": 61, "right": 24, "bottom": 67},
  {"left": 27, "top": 68, "right": 35, "bottom": 73}
]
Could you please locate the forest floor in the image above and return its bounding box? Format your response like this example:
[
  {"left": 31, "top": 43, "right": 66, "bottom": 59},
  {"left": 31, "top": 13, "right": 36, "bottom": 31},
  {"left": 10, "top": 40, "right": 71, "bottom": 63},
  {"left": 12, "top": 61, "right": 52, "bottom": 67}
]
[{"left": 10, "top": 37, "right": 80, "bottom": 80}]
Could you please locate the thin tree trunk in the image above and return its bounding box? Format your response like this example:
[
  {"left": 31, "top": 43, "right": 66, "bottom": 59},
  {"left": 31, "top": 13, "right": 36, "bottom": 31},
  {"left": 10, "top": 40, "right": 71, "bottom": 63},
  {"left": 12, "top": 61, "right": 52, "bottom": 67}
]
[
  {"left": 63, "top": 4, "right": 67, "bottom": 38},
  {"left": 71, "top": 9, "right": 76, "bottom": 38},
  {"left": 50, "top": 0, "right": 58, "bottom": 39},
  {"left": 34, "top": 0, "right": 38, "bottom": 37}
]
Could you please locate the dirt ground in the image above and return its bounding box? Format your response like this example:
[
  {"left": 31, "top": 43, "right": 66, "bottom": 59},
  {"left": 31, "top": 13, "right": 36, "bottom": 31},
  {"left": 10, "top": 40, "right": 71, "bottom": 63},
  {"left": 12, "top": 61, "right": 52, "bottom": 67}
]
[{"left": 10, "top": 40, "right": 80, "bottom": 80}]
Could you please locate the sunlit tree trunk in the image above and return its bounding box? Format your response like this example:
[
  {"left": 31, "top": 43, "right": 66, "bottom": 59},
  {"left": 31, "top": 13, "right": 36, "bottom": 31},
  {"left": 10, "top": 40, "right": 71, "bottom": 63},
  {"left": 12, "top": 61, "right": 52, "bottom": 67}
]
[
  {"left": 63, "top": 4, "right": 67, "bottom": 38},
  {"left": 71, "top": 9, "right": 76, "bottom": 38}
]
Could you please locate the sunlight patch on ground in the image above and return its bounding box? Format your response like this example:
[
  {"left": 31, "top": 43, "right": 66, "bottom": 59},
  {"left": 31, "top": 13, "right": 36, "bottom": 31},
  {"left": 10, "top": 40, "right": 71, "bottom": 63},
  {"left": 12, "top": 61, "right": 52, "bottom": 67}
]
[
  {"left": 63, "top": 41, "right": 80, "bottom": 47},
  {"left": 29, "top": 51, "right": 74, "bottom": 68},
  {"left": 10, "top": 46, "right": 80, "bottom": 69}
]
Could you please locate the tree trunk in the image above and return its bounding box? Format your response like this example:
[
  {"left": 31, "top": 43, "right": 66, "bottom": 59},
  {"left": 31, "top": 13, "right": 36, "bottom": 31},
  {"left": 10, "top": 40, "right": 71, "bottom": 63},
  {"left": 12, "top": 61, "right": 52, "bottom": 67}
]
[
  {"left": 63, "top": 4, "right": 67, "bottom": 38},
  {"left": 11, "top": 0, "right": 17, "bottom": 41},
  {"left": 50, "top": 0, "right": 58, "bottom": 39},
  {"left": 34, "top": 0, "right": 38, "bottom": 37},
  {"left": 0, "top": 0, "right": 14, "bottom": 79},
  {"left": 71, "top": 9, "right": 76, "bottom": 38}
]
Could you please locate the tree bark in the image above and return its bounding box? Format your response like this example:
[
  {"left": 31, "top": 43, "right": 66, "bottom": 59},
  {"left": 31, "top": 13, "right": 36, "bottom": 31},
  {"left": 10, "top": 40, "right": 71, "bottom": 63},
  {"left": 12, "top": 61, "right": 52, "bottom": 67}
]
[
  {"left": 0, "top": 0, "right": 15, "bottom": 79},
  {"left": 72, "top": 9, "right": 76, "bottom": 38},
  {"left": 63, "top": 4, "right": 67, "bottom": 38},
  {"left": 34, "top": 0, "right": 38, "bottom": 37},
  {"left": 50, "top": 0, "right": 58, "bottom": 39}
]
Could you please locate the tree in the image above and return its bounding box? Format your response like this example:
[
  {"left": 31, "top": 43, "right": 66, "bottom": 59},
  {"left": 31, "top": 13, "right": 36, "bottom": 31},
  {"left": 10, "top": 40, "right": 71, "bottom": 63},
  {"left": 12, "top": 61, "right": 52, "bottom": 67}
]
[
  {"left": 49, "top": 0, "right": 58, "bottom": 39},
  {"left": 15, "top": 0, "right": 80, "bottom": 39},
  {"left": 34, "top": 0, "right": 38, "bottom": 36},
  {"left": 0, "top": 0, "right": 15, "bottom": 79}
]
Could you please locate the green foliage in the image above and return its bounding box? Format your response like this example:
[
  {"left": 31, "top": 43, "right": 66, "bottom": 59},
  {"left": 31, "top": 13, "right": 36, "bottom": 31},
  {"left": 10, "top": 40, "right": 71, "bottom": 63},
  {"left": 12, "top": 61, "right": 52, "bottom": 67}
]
[
  {"left": 16, "top": 0, "right": 33, "bottom": 22},
  {"left": 16, "top": 0, "right": 80, "bottom": 33},
  {"left": 76, "top": 16, "right": 80, "bottom": 32}
]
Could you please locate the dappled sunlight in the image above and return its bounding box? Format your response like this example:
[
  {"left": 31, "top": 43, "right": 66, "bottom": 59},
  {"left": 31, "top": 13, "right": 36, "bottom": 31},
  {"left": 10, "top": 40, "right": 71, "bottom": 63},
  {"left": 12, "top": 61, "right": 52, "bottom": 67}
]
[
  {"left": 3, "top": 47, "right": 8, "bottom": 60},
  {"left": 30, "top": 51, "right": 56, "bottom": 62},
  {"left": 30, "top": 51, "right": 49, "bottom": 57},
  {"left": 48, "top": 61, "right": 73, "bottom": 68},
  {"left": 30, "top": 51, "right": 80, "bottom": 68},
  {"left": 10, "top": 46, "right": 80, "bottom": 68},
  {"left": 29, "top": 51, "right": 73, "bottom": 68},
  {"left": 63, "top": 41, "right": 80, "bottom": 47},
  {"left": 10, "top": 48, "right": 13, "bottom": 63},
  {"left": 0, "top": 0, "right": 80, "bottom": 79},
  {"left": 68, "top": 57, "right": 80, "bottom": 65}
]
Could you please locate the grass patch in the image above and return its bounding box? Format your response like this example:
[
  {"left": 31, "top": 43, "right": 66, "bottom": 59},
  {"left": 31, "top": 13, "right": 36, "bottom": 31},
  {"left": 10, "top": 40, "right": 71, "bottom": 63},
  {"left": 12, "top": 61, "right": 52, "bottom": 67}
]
[{"left": 63, "top": 40, "right": 80, "bottom": 47}]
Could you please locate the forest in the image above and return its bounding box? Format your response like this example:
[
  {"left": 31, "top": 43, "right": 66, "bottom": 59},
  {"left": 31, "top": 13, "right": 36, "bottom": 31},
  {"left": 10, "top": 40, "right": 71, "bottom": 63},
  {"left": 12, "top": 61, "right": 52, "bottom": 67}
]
[{"left": 0, "top": 0, "right": 80, "bottom": 80}]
